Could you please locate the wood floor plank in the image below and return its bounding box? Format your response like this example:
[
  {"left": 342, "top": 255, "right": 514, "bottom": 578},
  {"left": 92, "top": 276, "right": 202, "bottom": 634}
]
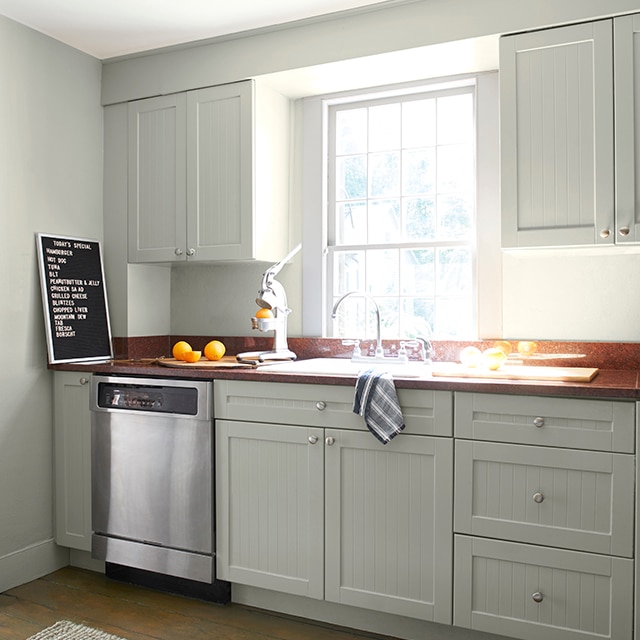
[{"left": 2, "top": 568, "right": 391, "bottom": 640}]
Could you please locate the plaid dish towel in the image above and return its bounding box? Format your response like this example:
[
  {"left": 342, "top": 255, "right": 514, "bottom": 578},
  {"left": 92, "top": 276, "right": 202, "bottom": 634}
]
[{"left": 353, "top": 368, "right": 405, "bottom": 444}]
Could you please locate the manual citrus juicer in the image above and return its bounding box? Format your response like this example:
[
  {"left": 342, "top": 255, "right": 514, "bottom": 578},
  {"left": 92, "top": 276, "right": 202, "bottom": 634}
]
[{"left": 236, "top": 244, "right": 301, "bottom": 364}]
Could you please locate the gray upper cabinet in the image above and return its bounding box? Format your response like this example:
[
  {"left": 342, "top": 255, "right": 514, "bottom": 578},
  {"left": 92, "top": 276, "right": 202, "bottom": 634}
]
[
  {"left": 502, "top": 14, "right": 640, "bottom": 248},
  {"left": 501, "top": 20, "right": 615, "bottom": 247},
  {"left": 128, "top": 80, "right": 290, "bottom": 263}
]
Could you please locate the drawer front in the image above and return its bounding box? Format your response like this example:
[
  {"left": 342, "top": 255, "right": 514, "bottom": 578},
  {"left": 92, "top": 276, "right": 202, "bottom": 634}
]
[
  {"left": 454, "top": 536, "right": 633, "bottom": 640},
  {"left": 454, "top": 441, "right": 634, "bottom": 557},
  {"left": 214, "top": 380, "right": 452, "bottom": 436},
  {"left": 455, "top": 392, "right": 635, "bottom": 453}
]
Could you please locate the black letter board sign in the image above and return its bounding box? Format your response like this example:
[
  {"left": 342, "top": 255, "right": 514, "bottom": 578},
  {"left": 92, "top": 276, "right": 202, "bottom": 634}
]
[{"left": 36, "top": 233, "right": 113, "bottom": 364}]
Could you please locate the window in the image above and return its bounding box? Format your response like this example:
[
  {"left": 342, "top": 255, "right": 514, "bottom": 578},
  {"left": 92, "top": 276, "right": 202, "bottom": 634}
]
[{"left": 301, "top": 73, "right": 500, "bottom": 342}]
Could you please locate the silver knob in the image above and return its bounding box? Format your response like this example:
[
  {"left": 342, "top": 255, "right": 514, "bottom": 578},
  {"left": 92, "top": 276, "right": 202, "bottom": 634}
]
[
  {"left": 619, "top": 226, "right": 630, "bottom": 236},
  {"left": 186, "top": 247, "right": 196, "bottom": 256},
  {"left": 316, "top": 401, "right": 327, "bottom": 411},
  {"left": 174, "top": 247, "right": 183, "bottom": 256},
  {"left": 326, "top": 436, "right": 335, "bottom": 446},
  {"left": 308, "top": 435, "right": 319, "bottom": 445},
  {"left": 533, "top": 417, "right": 545, "bottom": 428},
  {"left": 79, "top": 377, "right": 89, "bottom": 385},
  {"left": 600, "top": 228, "right": 611, "bottom": 238},
  {"left": 532, "top": 592, "right": 544, "bottom": 603},
  {"left": 533, "top": 492, "right": 544, "bottom": 503}
]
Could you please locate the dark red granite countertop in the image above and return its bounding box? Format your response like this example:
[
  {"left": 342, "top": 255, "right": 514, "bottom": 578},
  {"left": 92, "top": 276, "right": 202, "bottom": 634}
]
[{"left": 49, "top": 337, "right": 640, "bottom": 400}]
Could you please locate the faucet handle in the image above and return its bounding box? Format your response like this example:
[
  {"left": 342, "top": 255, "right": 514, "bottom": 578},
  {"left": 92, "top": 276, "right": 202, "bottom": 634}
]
[
  {"left": 341, "top": 339, "right": 362, "bottom": 358},
  {"left": 400, "top": 339, "right": 434, "bottom": 363}
]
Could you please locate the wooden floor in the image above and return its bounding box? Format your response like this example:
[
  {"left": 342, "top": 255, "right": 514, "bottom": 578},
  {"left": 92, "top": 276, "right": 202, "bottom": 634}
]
[{"left": 0, "top": 567, "right": 393, "bottom": 640}]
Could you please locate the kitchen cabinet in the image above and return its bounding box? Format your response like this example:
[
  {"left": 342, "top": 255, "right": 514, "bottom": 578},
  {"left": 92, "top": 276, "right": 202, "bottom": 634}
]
[
  {"left": 53, "top": 371, "right": 92, "bottom": 551},
  {"left": 501, "top": 17, "right": 640, "bottom": 247},
  {"left": 453, "top": 392, "right": 635, "bottom": 640},
  {"left": 214, "top": 380, "right": 453, "bottom": 623},
  {"left": 128, "top": 80, "right": 290, "bottom": 263}
]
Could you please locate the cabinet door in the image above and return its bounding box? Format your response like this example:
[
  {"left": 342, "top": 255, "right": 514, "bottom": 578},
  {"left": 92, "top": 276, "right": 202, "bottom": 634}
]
[
  {"left": 128, "top": 93, "right": 187, "bottom": 262},
  {"left": 215, "top": 419, "right": 325, "bottom": 598},
  {"left": 454, "top": 535, "right": 633, "bottom": 640},
  {"left": 53, "top": 372, "right": 92, "bottom": 550},
  {"left": 614, "top": 14, "right": 640, "bottom": 244},
  {"left": 501, "top": 21, "right": 614, "bottom": 247},
  {"left": 325, "top": 430, "right": 453, "bottom": 623},
  {"left": 186, "top": 82, "right": 253, "bottom": 261}
]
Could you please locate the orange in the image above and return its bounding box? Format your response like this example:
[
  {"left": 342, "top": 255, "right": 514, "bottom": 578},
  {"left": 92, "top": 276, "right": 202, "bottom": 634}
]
[
  {"left": 517, "top": 341, "right": 538, "bottom": 356},
  {"left": 204, "top": 340, "right": 226, "bottom": 361},
  {"left": 493, "top": 340, "right": 513, "bottom": 355},
  {"left": 482, "top": 347, "right": 507, "bottom": 370},
  {"left": 255, "top": 308, "right": 274, "bottom": 319},
  {"left": 172, "top": 340, "right": 192, "bottom": 361},
  {"left": 184, "top": 350, "right": 201, "bottom": 363}
]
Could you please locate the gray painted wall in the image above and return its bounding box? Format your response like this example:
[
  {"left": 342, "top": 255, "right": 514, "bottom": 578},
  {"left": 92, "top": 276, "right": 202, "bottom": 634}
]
[{"left": 0, "top": 16, "right": 103, "bottom": 589}]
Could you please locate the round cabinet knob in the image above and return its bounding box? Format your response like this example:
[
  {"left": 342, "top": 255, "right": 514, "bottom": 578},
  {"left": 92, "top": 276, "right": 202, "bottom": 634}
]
[
  {"left": 79, "top": 377, "right": 89, "bottom": 385},
  {"left": 326, "top": 436, "right": 335, "bottom": 446},
  {"left": 619, "top": 226, "right": 630, "bottom": 237},
  {"left": 174, "top": 247, "right": 184, "bottom": 256},
  {"left": 599, "top": 228, "right": 611, "bottom": 238},
  {"left": 532, "top": 592, "right": 544, "bottom": 603},
  {"left": 532, "top": 492, "right": 545, "bottom": 503},
  {"left": 186, "top": 247, "right": 196, "bottom": 256},
  {"left": 315, "top": 401, "right": 327, "bottom": 411},
  {"left": 532, "top": 417, "right": 545, "bottom": 428},
  {"left": 308, "top": 435, "right": 319, "bottom": 445}
]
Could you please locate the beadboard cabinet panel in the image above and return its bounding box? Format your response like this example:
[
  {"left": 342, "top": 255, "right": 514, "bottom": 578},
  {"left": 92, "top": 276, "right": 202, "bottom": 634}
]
[
  {"left": 455, "top": 440, "right": 634, "bottom": 557},
  {"left": 501, "top": 21, "right": 614, "bottom": 247},
  {"left": 325, "top": 429, "right": 453, "bottom": 623},
  {"left": 454, "top": 536, "right": 633, "bottom": 640}
]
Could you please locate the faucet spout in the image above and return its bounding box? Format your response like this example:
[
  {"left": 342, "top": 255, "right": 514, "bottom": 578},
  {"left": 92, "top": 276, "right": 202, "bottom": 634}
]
[{"left": 331, "top": 291, "right": 383, "bottom": 358}]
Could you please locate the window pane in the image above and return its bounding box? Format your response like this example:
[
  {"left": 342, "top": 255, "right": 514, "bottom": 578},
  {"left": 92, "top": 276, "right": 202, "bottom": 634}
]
[
  {"left": 401, "top": 297, "right": 435, "bottom": 338},
  {"left": 366, "top": 249, "right": 398, "bottom": 295},
  {"left": 437, "top": 94, "right": 473, "bottom": 144},
  {"left": 438, "top": 194, "right": 473, "bottom": 240},
  {"left": 402, "top": 148, "right": 435, "bottom": 195},
  {"left": 435, "top": 296, "right": 473, "bottom": 338},
  {"left": 437, "top": 143, "right": 473, "bottom": 192},
  {"left": 369, "top": 103, "right": 401, "bottom": 151},
  {"left": 369, "top": 151, "right": 400, "bottom": 198},
  {"left": 436, "top": 247, "right": 472, "bottom": 295},
  {"left": 336, "top": 201, "right": 367, "bottom": 245},
  {"left": 401, "top": 248, "right": 434, "bottom": 295},
  {"left": 336, "top": 155, "right": 367, "bottom": 200},
  {"left": 403, "top": 197, "right": 436, "bottom": 241},
  {"left": 334, "top": 251, "right": 364, "bottom": 294},
  {"left": 402, "top": 99, "right": 436, "bottom": 148},
  {"left": 336, "top": 108, "right": 367, "bottom": 154},
  {"left": 369, "top": 199, "right": 400, "bottom": 243}
]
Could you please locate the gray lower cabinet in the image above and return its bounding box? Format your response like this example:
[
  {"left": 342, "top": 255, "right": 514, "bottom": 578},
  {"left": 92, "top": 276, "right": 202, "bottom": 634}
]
[
  {"left": 214, "top": 380, "right": 454, "bottom": 623},
  {"left": 53, "top": 371, "right": 92, "bottom": 551},
  {"left": 453, "top": 392, "right": 635, "bottom": 640}
]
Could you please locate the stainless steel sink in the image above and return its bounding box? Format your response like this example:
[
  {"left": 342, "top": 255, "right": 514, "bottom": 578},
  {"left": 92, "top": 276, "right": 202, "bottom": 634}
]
[{"left": 258, "top": 357, "right": 432, "bottom": 378}]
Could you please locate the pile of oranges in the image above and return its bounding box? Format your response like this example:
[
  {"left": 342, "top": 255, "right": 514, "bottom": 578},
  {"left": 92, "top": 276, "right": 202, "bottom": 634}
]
[
  {"left": 172, "top": 339, "right": 226, "bottom": 363},
  {"left": 459, "top": 340, "right": 538, "bottom": 371}
]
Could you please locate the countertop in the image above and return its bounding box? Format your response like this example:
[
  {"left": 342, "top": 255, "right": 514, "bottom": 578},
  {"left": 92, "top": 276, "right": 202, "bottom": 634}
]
[{"left": 51, "top": 357, "right": 640, "bottom": 400}]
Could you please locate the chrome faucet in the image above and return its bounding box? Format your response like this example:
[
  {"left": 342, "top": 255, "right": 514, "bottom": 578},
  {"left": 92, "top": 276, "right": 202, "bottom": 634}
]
[{"left": 331, "top": 291, "right": 384, "bottom": 359}]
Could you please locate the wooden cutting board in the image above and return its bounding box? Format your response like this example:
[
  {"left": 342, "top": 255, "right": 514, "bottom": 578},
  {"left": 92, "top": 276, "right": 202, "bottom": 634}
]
[
  {"left": 157, "top": 356, "right": 256, "bottom": 369},
  {"left": 431, "top": 363, "right": 599, "bottom": 382}
]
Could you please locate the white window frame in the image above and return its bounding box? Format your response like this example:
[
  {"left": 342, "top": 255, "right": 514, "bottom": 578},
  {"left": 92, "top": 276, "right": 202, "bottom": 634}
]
[{"left": 300, "top": 71, "right": 500, "bottom": 340}]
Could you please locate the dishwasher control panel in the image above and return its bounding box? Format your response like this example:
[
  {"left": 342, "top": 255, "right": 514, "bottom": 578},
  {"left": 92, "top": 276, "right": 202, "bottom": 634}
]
[{"left": 97, "top": 381, "right": 199, "bottom": 415}]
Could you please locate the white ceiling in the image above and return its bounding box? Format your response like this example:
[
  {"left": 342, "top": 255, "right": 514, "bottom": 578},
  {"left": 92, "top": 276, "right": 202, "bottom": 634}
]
[{"left": 0, "top": 0, "right": 393, "bottom": 59}]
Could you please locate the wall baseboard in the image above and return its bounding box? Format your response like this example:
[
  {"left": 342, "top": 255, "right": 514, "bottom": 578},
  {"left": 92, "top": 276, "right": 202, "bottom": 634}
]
[{"left": 0, "top": 538, "right": 69, "bottom": 593}]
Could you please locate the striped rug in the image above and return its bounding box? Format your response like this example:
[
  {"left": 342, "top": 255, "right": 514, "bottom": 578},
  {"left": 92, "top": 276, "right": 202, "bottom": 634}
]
[{"left": 27, "top": 620, "right": 127, "bottom": 640}]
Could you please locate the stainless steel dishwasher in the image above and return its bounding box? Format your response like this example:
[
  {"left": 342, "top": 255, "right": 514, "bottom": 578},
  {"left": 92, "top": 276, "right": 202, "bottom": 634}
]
[{"left": 90, "top": 375, "right": 230, "bottom": 602}]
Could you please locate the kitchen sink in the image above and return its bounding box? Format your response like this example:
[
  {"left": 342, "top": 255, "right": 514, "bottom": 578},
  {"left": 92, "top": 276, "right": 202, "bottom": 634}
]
[{"left": 258, "top": 357, "right": 432, "bottom": 378}]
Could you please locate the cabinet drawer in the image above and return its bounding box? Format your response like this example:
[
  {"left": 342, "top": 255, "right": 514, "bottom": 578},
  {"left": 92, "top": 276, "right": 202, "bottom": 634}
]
[
  {"left": 454, "top": 535, "right": 633, "bottom": 640},
  {"left": 454, "top": 392, "right": 634, "bottom": 452},
  {"left": 214, "top": 380, "right": 452, "bottom": 437},
  {"left": 454, "top": 441, "right": 634, "bottom": 557}
]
